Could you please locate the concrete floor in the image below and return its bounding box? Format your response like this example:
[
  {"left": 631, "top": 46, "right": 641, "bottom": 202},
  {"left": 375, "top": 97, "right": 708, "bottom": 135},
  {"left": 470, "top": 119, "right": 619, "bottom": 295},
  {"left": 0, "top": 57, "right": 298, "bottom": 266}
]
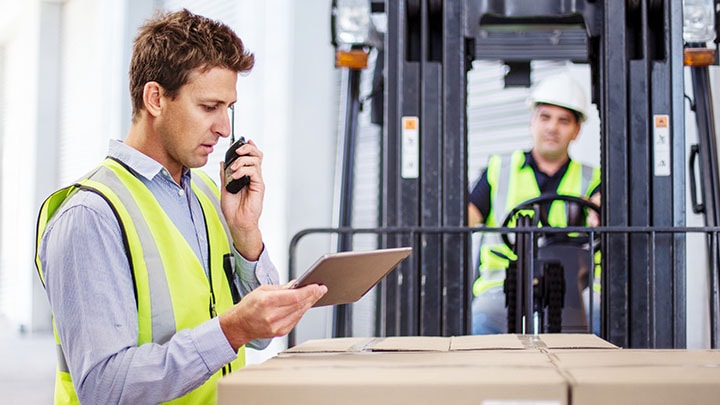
[
  {"left": 0, "top": 315, "right": 56, "bottom": 403},
  {"left": 0, "top": 315, "right": 281, "bottom": 403}
]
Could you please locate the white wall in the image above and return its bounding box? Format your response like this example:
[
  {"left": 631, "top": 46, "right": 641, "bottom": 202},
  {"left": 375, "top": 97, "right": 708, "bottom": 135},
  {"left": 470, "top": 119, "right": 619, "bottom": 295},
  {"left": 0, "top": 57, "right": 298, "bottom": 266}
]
[
  {"left": 282, "top": 0, "right": 341, "bottom": 346},
  {"left": 59, "top": 0, "right": 126, "bottom": 183},
  {"left": 0, "top": 0, "right": 41, "bottom": 329},
  {"left": 206, "top": 0, "right": 339, "bottom": 361},
  {"left": 0, "top": 0, "right": 128, "bottom": 332}
]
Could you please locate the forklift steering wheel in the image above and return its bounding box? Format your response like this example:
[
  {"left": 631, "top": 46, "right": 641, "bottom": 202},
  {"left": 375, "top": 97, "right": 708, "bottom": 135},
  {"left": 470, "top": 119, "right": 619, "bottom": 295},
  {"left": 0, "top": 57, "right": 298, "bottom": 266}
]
[{"left": 499, "top": 194, "right": 600, "bottom": 252}]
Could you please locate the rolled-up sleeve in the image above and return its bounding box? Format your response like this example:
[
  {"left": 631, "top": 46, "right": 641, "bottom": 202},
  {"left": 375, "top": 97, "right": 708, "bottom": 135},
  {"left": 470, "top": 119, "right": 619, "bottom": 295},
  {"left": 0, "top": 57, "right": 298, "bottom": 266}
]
[{"left": 233, "top": 245, "right": 279, "bottom": 295}]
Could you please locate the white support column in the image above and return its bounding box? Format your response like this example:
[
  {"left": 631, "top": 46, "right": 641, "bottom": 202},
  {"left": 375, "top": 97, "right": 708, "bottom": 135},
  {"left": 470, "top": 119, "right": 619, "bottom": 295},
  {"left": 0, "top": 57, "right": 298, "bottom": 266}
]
[{"left": 233, "top": 0, "right": 339, "bottom": 362}]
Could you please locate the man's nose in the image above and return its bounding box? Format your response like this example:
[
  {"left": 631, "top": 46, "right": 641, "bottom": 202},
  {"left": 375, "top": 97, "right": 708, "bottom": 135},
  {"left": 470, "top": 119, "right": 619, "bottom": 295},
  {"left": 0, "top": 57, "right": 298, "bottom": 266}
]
[
  {"left": 546, "top": 118, "right": 560, "bottom": 133},
  {"left": 215, "top": 111, "right": 232, "bottom": 138}
]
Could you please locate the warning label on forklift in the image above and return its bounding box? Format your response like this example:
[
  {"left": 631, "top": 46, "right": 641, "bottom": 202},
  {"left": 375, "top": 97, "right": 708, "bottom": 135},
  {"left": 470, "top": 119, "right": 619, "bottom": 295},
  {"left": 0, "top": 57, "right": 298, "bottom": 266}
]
[
  {"left": 402, "top": 117, "right": 419, "bottom": 179},
  {"left": 653, "top": 114, "right": 670, "bottom": 176}
]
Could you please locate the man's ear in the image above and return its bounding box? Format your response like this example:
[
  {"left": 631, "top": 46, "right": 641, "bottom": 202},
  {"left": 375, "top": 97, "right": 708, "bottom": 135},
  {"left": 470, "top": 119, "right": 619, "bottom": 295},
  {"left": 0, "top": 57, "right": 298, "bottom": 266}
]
[
  {"left": 571, "top": 122, "right": 582, "bottom": 141},
  {"left": 143, "top": 82, "right": 163, "bottom": 117}
]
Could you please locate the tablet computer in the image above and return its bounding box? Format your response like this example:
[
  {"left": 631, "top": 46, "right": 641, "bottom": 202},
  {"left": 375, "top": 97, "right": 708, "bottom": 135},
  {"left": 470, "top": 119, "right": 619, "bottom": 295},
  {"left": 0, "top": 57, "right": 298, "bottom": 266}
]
[{"left": 292, "top": 247, "right": 412, "bottom": 307}]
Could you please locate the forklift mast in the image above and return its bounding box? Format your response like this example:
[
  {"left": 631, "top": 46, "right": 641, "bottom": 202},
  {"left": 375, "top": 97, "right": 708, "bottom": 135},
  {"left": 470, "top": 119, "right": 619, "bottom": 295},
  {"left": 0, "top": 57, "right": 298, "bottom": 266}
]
[{"left": 320, "top": 0, "right": 720, "bottom": 349}]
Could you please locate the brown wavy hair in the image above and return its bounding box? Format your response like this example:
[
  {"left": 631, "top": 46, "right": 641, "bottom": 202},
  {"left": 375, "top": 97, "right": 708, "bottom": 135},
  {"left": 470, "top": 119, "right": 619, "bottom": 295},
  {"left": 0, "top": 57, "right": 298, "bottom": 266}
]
[{"left": 129, "top": 9, "right": 254, "bottom": 121}]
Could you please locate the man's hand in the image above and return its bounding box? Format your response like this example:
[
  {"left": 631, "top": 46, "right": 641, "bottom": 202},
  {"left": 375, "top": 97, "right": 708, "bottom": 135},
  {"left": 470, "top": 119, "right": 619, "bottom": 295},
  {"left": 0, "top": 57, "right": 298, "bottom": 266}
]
[
  {"left": 586, "top": 192, "right": 601, "bottom": 227},
  {"left": 218, "top": 283, "right": 328, "bottom": 351},
  {"left": 468, "top": 203, "right": 484, "bottom": 226},
  {"left": 220, "top": 139, "right": 265, "bottom": 260}
]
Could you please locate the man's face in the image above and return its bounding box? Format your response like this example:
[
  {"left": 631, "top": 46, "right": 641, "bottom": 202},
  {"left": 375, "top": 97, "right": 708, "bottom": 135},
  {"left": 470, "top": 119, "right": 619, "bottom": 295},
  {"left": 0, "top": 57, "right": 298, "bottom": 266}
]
[
  {"left": 156, "top": 67, "right": 237, "bottom": 173},
  {"left": 530, "top": 104, "right": 581, "bottom": 161}
]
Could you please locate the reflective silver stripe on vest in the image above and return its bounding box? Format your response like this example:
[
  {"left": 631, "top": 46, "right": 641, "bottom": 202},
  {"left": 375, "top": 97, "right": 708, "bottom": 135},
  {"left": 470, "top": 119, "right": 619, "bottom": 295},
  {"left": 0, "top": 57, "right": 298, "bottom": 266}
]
[
  {"left": 191, "top": 172, "right": 233, "bottom": 249},
  {"left": 581, "top": 164, "right": 594, "bottom": 195},
  {"left": 479, "top": 153, "right": 514, "bottom": 272},
  {"left": 492, "top": 153, "right": 514, "bottom": 225},
  {"left": 90, "top": 166, "right": 176, "bottom": 344},
  {"left": 57, "top": 344, "right": 69, "bottom": 373}
]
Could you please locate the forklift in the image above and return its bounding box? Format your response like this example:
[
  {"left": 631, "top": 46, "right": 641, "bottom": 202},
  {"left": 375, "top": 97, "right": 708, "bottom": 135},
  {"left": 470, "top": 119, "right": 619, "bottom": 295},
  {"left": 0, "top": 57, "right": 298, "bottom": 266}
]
[{"left": 293, "top": 0, "right": 720, "bottom": 349}]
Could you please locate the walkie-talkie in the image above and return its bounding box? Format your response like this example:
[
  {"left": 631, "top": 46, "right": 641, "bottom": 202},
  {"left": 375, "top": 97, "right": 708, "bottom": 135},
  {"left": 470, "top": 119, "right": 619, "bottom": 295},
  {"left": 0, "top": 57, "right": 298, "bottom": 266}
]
[{"left": 223, "top": 106, "right": 250, "bottom": 194}]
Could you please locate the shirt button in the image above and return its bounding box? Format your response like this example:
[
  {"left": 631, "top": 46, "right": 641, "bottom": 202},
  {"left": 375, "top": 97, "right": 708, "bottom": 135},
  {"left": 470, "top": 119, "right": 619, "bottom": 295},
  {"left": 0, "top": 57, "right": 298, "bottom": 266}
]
[
  {"left": 162, "top": 169, "right": 169, "bottom": 177},
  {"left": 178, "top": 189, "right": 185, "bottom": 196}
]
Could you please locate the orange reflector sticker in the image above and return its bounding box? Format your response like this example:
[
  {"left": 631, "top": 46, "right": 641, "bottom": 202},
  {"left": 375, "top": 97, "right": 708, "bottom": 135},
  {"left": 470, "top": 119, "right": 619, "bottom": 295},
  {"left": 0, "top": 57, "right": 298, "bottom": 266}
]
[
  {"left": 335, "top": 49, "right": 370, "bottom": 69},
  {"left": 684, "top": 48, "right": 717, "bottom": 67},
  {"left": 655, "top": 115, "right": 668, "bottom": 128}
]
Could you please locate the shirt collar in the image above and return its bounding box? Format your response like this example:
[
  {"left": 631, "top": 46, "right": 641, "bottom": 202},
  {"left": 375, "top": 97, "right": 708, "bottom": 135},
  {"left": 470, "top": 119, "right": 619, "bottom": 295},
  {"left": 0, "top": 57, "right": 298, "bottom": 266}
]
[
  {"left": 523, "top": 150, "right": 572, "bottom": 177},
  {"left": 108, "top": 139, "right": 191, "bottom": 183}
]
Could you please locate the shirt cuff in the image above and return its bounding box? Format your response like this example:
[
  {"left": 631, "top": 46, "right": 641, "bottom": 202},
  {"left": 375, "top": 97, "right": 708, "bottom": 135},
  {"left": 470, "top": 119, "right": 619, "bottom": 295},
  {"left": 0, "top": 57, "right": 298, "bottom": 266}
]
[
  {"left": 190, "top": 318, "right": 238, "bottom": 373},
  {"left": 247, "top": 337, "right": 272, "bottom": 351},
  {"left": 233, "top": 244, "right": 279, "bottom": 286}
]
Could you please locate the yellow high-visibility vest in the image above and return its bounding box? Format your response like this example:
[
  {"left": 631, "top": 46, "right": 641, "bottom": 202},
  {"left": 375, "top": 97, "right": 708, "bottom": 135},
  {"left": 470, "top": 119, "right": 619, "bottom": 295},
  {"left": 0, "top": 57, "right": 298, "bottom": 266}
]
[
  {"left": 473, "top": 151, "right": 600, "bottom": 296},
  {"left": 36, "top": 158, "right": 244, "bottom": 404}
]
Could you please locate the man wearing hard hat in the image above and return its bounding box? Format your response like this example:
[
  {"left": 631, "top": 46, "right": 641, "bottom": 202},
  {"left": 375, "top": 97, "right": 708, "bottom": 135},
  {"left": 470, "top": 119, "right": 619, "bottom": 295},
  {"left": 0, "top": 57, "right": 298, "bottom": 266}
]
[{"left": 468, "top": 73, "right": 601, "bottom": 335}]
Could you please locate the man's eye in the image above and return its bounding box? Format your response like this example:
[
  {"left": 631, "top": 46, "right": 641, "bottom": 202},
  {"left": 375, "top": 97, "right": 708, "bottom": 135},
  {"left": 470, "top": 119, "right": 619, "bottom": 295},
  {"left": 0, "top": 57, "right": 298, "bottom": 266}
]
[{"left": 204, "top": 105, "right": 218, "bottom": 111}]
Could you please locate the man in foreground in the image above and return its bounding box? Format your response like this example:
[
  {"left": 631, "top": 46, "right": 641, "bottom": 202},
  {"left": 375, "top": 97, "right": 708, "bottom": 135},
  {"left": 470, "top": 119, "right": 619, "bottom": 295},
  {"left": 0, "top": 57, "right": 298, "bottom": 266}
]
[{"left": 36, "top": 9, "right": 326, "bottom": 404}]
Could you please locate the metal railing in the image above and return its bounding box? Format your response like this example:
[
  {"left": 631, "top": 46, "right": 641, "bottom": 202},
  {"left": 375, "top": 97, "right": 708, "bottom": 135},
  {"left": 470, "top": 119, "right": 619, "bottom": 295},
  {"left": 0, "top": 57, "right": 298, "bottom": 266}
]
[{"left": 288, "top": 225, "right": 720, "bottom": 348}]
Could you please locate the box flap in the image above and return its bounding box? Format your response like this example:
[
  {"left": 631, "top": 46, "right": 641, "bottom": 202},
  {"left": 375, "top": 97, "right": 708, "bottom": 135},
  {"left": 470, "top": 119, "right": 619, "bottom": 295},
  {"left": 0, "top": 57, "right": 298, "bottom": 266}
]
[
  {"left": 367, "top": 336, "right": 451, "bottom": 351},
  {"left": 536, "top": 333, "right": 618, "bottom": 349},
  {"left": 450, "top": 334, "right": 527, "bottom": 350},
  {"left": 550, "top": 349, "right": 720, "bottom": 368},
  {"left": 284, "top": 337, "right": 373, "bottom": 353},
  {"left": 451, "top": 334, "right": 616, "bottom": 351}
]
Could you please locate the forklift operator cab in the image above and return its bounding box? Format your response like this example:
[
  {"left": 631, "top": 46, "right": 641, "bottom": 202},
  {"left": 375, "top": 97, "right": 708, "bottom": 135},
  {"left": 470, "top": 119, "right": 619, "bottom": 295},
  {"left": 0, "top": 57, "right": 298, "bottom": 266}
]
[
  {"left": 499, "top": 194, "right": 601, "bottom": 335},
  {"left": 472, "top": 193, "right": 602, "bottom": 335}
]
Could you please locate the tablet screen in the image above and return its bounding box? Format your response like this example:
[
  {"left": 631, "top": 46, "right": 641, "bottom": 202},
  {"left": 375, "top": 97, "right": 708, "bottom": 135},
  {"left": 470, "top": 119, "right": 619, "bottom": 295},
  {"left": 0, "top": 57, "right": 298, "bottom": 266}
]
[{"left": 292, "top": 247, "right": 412, "bottom": 307}]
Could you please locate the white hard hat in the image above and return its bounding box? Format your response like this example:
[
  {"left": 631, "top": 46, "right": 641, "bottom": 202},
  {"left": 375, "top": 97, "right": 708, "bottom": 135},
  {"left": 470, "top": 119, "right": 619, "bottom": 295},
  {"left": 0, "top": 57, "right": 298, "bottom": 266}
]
[{"left": 528, "top": 73, "right": 588, "bottom": 122}]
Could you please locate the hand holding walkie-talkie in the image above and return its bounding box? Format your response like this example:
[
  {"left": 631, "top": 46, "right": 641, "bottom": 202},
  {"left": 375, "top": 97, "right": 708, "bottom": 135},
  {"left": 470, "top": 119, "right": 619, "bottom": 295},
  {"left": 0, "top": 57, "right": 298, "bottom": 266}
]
[{"left": 224, "top": 137, "right": 250, "bottom": 194}]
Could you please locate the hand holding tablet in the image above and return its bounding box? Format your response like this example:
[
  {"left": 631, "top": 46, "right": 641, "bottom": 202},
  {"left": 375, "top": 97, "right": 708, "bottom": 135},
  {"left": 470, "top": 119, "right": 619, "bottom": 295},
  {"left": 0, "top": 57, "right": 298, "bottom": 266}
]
[{"left": 292, "top": 247, "right": 412, "bottom": 307}]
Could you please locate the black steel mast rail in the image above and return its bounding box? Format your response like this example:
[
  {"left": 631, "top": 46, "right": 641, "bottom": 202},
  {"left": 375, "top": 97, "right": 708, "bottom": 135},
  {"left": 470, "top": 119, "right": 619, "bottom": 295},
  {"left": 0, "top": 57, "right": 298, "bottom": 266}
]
[
  {"left": 687, "top": 43, "right": 720, "bottom": 348},
  {"left": 382, "top": 0, "right": 469, "bottom": 339},
  {"left": 334, "top": 64, "right": 363, "bottom": 339}
]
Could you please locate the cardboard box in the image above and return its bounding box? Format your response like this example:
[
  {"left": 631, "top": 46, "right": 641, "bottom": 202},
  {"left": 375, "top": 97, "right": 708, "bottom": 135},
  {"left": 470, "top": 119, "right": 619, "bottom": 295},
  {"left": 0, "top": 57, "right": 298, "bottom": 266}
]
[
  {"left": 566, "top": 365, "right": 720, "bottom": 405},
  {"left": 218, "top": 362, "right": 568, "bottom": 405},
  {"left": 554, "top": 349, "right": 720, "bottom": 405},
  {"left": 218, "top": 334, "right": 615, "bottom": 405},
  {"left": 218, "top": 334, "right": 720, "bottom": 404}
]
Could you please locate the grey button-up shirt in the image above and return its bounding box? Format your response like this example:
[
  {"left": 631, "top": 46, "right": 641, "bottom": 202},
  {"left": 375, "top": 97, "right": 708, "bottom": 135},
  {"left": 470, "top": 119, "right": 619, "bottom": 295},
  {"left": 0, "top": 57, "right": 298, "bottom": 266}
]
[{"left": 38, "top": 140, "right": 278, "bottom": 404}]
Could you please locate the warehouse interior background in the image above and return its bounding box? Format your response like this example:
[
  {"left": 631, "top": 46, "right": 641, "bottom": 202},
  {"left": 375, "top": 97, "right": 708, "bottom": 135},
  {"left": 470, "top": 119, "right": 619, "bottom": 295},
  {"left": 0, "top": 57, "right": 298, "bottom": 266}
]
[{"left": 1, "top": 0, "right": 719, "bottom": 403}]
